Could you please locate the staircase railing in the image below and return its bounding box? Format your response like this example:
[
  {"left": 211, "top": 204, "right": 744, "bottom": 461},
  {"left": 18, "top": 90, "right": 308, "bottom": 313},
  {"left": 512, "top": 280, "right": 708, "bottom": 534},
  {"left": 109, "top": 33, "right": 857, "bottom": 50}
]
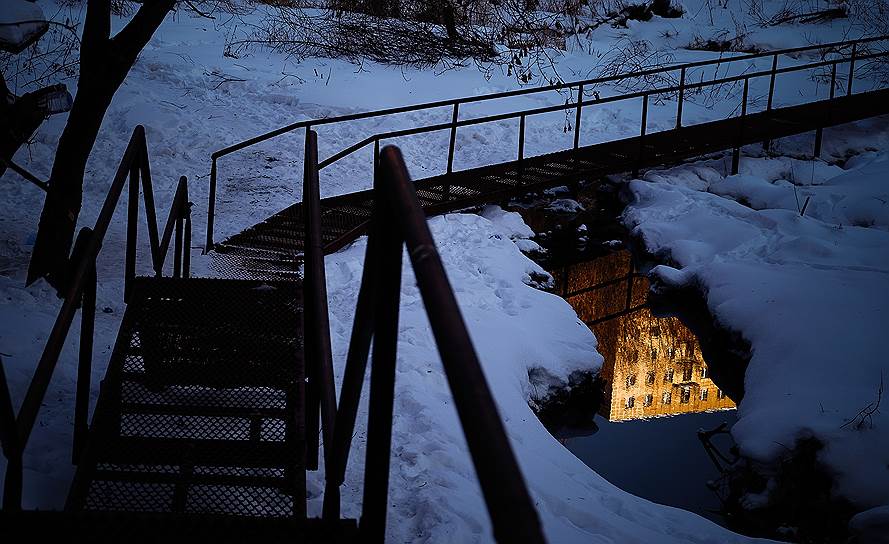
[
  {"left": 0, "top": 125, "right": 192, "bottom": 510},
  {"left": 302, "top": 136, "right": 546, "bottom": 542},
  {"left": 205, "top": 35, "right": 889, "bottom": 251}
]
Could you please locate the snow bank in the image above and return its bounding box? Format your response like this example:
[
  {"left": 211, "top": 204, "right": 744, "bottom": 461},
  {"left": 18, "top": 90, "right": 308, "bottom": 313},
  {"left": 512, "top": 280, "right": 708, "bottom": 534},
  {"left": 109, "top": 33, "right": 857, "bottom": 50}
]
[
  {"left": 624, "top": 156, "right": 889, "bottom": 509},
  {"left": 318, "top": 212, "right": 762, "bottom": 543}
]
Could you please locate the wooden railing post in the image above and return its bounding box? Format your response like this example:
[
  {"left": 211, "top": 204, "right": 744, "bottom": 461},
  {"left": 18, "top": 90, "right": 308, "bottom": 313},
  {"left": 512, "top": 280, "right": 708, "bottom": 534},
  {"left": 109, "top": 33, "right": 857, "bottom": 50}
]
[{"left": 847, "top": 42, "right": 857, "bottom": 96}]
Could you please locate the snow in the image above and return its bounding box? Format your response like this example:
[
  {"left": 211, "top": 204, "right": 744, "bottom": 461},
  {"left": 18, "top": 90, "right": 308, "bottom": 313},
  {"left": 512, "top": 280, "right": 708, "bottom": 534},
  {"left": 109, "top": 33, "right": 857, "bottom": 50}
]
[
  {"left": 0, "top": 0, "right": 47, "bottom": 53},
  {"left": 321, "top": 213, "right": 759, "bottom": 543},
  {"left": 623, "top": 138, "right": 889, "bottom": 509},
  {"left": 1, "top": 0, "right": 887, "bottom": 540}
]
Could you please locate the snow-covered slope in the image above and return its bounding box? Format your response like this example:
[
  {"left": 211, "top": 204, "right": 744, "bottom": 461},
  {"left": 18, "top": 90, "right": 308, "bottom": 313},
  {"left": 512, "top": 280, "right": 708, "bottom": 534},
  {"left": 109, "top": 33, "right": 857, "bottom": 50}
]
[
  {"left": 2, "top": 0, "right": 884, "bottom": 541},
  {"left": 623, "top": 139, "right": 889, "bottom": 511}
]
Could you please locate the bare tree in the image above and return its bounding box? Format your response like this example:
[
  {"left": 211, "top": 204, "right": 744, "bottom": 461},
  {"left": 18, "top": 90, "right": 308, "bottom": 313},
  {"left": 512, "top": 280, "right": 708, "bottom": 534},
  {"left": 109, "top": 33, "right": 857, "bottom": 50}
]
[{"left": 23, "top": 0, "right": 247, "bottom": 290}]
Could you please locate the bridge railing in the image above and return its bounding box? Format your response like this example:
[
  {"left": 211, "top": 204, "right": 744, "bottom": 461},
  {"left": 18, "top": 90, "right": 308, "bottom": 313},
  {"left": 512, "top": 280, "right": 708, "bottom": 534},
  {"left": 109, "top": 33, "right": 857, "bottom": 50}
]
[
  {"left": 0, "top": 126, "right": 192, "bottom": 510},
  {"left": 303, "top": 142, "right": 546, "bottom": 542},
  {"left": 205, "top": 35, "right": 889, "bottom": 251}
]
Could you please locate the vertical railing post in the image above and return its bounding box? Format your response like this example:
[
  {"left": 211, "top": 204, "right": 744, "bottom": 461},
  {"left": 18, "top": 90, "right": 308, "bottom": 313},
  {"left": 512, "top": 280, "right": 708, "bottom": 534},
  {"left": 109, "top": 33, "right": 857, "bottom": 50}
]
[
  {"left": 206, "top": 157, "right": 217, "bottom": 253},
  {"left": 173, "top": 212, "right": 184, "bottom": 279},
  {"left": 139, "top": 142, "right": 161, "bottom": 276},
  {"left": 447, "top": 103, "right": 459, "bottom": 174},
  {"left": 764, "top": 53, "right": 779, "bottom": 151},
  {"left": 303, "top": 129, "right": 320, "bottom": 472},
  {"left": 125, "top": 163, "right": 139, "bottom": 303},
  {"left": 183, "top": 201, "right": 192, "bottom": 279},
  {"left": 814, "top": 61, "right": 838, "bottom": 158},
  {"left": 634, "top": 93, "right": 649, "bottom": 177},
  {"left": 73, "top": 252, "right": 96, "bottom": 464},
  {"left": 573, "top": 84, "right": 584, "bottom": 150},
  {"left": 0, "top": 356, "right": 22, "bottom": 511},
  {"left": 732, "top": 77, "right": 749, "bottom": 175},
  {"left": 359, "top": 168, "right": 403, "bottom": 544},
  {"left": 847, "top": 42, "right": 857, "bottom": 96},
  {"left": 675, "top": 67, "right": 686, "bottom": 129},
  {"left": 518, "top": 114, "right": 526, "bottom": 162}
]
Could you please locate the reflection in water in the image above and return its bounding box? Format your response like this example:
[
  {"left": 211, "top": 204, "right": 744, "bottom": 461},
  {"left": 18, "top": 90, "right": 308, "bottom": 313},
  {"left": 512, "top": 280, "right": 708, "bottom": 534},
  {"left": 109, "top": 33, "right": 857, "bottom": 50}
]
[{"left": 550, "top": 250, "right": 736, "bottom": 421}]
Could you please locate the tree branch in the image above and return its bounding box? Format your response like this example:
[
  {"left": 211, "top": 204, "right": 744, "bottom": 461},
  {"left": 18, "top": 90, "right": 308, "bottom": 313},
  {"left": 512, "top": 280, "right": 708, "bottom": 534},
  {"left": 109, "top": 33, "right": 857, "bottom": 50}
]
[{"left": 110, "top": 0, "right": 177, "bottom": 67}]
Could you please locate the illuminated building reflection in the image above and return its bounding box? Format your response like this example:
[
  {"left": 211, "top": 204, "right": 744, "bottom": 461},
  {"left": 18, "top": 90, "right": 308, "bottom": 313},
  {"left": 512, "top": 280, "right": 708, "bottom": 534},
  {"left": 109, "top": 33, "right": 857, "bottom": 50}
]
[{"left": 550, "top": 251, "right": 736, "bottom": 422}]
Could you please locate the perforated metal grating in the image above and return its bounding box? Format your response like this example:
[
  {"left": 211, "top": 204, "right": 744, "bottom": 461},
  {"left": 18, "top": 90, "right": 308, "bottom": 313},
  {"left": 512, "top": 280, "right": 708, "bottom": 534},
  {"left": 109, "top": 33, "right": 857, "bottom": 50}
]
[{"left": 68, "top": 277, "right": 305, "bottom": 520}]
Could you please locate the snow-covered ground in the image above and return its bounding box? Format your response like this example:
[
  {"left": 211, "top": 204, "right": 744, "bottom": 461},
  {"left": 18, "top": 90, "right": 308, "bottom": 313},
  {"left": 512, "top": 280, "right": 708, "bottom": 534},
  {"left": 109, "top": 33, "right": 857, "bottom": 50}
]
[
  {"left": 1, "top": 0, "right": 886, "bottom": 541},
  {"left": 623, "top": 125, "right": 889, "bottom": 530}
]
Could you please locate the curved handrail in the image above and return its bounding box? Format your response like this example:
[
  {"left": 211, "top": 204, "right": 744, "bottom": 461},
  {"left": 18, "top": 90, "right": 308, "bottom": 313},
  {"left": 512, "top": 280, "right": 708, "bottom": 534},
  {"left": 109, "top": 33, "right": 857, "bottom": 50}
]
[
  {"left": 0, "top": 126, "right": 192, "bottom": 509},
  {"left": 205, "top": 35, "right": 889, "bottom": 250}
]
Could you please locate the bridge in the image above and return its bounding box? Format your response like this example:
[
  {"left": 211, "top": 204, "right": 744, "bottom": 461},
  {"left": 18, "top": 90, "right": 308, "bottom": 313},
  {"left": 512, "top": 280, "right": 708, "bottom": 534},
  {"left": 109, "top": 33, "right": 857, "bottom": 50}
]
[{"left": 1, "top": 36, "right": 888, "bottom": 542}]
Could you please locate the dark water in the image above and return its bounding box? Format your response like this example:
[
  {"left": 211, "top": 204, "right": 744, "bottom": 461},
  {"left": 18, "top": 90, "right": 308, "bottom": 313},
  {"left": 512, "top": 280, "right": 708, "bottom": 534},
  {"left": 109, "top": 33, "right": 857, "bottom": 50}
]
[{"left": 507, "top": 184, "right": 741, "bottom": 526}]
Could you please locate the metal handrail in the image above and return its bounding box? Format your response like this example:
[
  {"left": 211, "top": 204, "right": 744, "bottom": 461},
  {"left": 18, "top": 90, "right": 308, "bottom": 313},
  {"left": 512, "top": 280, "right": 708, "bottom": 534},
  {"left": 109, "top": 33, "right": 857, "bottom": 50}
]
[
  {"left": 204, "top": 34, "right": 889, "bottom": 250},
  {"left": 301, "top": 128, "right": 338, "bottom": 480},
  {"left": 0, "top": 158, "right": 49, "bottom": 192},
  {"left": 0, "top": 125, "right": 192, "bottom": 510},
  {"left": 319, "top": 146, "right": 546, "bottom": 543},
  {"left": 314, "top": 49, "right": 889, "bottom": 171}
]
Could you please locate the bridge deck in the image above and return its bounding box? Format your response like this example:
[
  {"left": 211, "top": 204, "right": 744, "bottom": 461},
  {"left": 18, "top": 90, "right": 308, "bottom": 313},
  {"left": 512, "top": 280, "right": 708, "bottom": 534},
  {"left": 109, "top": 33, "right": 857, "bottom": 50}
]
[{"left": 215, "top": 89, "right": 889, "bottom": 269}]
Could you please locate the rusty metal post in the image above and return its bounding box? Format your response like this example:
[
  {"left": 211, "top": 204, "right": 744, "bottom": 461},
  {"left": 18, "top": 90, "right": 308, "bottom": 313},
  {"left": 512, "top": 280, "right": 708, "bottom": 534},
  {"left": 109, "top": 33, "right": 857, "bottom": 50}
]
[
  {"left": 378, "top": 147, "right": 546, "bottom": 544},
  {"left": 676, "top": 67, "right": 686, "bottom": 129},
  {"left": 205, "top": 157, "right": 217, "bottom": 253},
  {"left": 359, "top": 166, "right": 403, "bottom": 544},
  {"left": 634, "top": 93, "right": 649, "bottom": 177},
  {"left": 139, "top": 142, "right": 161, "bottom": 275},
  {"left": 732, "top": 77, "right": 749, "bottom": 175},
  {"left": 518, "top": 114, "right": 526, "bottom": 162},
  {"left": 574, "top": 84, "right": 584, "bottom": 150},
  {"left": 183, "top": 200, "right": 192, "bottom": 279},
  {"left": 815, "top": 61, "right": 839, "bottom": 159},
  {"left": 0, "top": 356, "right": 22, "bottom": 511},
  {"left": 173, "top": 213, "right": 183, "bottom": 278},
  {"left": 125, "top": 163, "right": 139, "bottom": 303},
  {"left": 447, "top": 103, "right": 459, "bottom": 174},
  {"left": 764, "top": 53, "right": 779, "bottom": 151},
  {"left": 72, "top": 254, "right": 96, "bottom": 464}
]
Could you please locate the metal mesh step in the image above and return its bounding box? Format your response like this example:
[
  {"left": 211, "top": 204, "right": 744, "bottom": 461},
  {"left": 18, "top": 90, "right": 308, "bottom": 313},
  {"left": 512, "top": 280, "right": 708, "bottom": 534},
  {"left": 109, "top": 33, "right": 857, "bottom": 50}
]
[{"left": 68, "top": 277, "right": 306, "bottom": 521}]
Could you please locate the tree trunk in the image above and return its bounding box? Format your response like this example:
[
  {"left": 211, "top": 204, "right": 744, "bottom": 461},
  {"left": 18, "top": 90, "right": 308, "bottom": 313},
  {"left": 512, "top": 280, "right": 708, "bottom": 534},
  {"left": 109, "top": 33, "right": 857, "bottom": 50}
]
[
  {"left": 27, "top": 0, "right": 175, "bottom": 290},
  {"left": 27, "top": 72, "right": 117, "bottom": 288}
]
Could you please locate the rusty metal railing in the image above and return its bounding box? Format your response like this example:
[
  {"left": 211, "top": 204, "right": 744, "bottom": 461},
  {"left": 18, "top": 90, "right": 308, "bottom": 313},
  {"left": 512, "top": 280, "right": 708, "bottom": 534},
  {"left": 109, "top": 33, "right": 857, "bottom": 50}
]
[
  {"left": 313, "top": 145, "right": 546, "bottom": 543},
  {"left": 204, "top": 35, "right": 889, "bottom": 251},
  {"left": 0, "top": 125, "right": 192, "bottom": 510}
]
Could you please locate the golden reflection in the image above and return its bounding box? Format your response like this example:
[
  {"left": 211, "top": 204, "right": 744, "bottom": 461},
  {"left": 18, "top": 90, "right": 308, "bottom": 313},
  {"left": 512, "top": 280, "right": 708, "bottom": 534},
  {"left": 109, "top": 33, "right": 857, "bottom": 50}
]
[{"left": 551, "top": 251, "right": 736, "bottom": 422}]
